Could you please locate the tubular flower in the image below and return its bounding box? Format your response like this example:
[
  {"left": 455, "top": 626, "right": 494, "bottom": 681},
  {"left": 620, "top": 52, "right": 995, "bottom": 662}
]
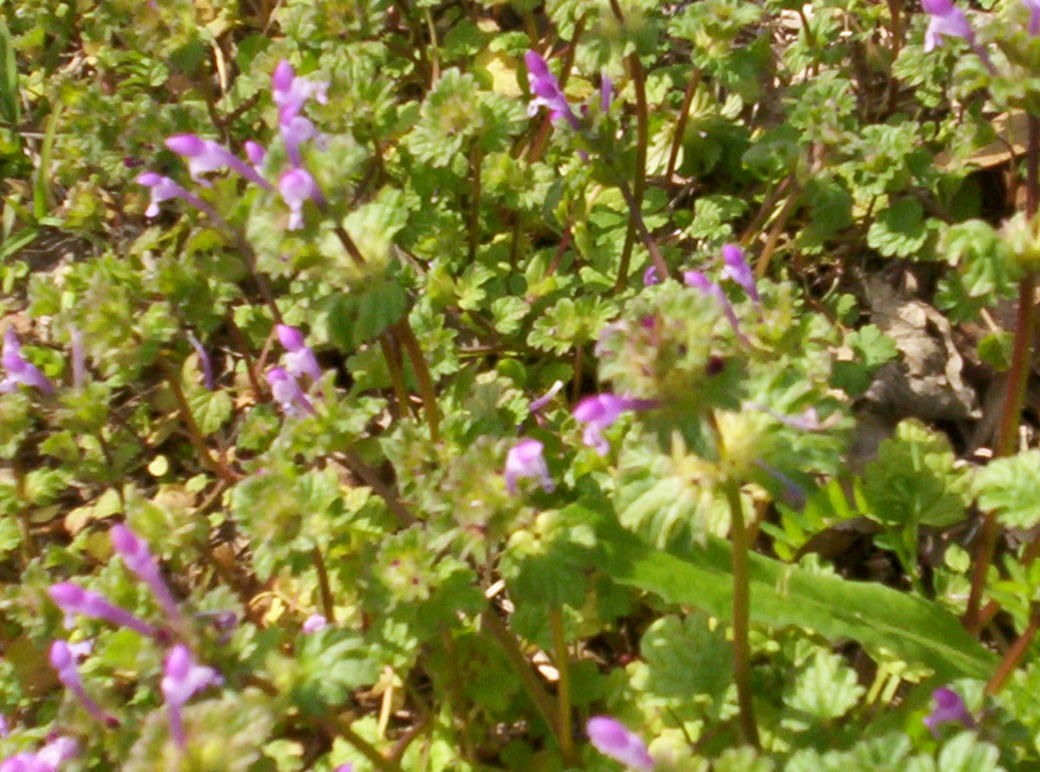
[
  {"left": 244, "top": 140, "right": 267, "bottom": 170},
  {"left": 302, "top": 613, "right": 327, "bottom": 633},
  {"left": 48, "top": 583, "right": 158, "bottom": 638},
  {"left": 524, "top": 50, "right": 581, "bottom": 130},
  {"left": 0, "top": 736, "right": 78, "bottom": 772},
  {"left": 684, "top": 270, "right": 747, "bottom": 341},
  {"left": 586, "top": 716, "right": 655, "bottom": 771},
  {"left": 504, "top": 439, "right": 554, "bottom": 494},
  {"left": 49, "top": 641, "right": 118, "bottom": 727},
  {"left": 276, "top": 324, "right": 322, "bottom": 383},
  {"left": 186, "top": 333, "right": 215, "bottom": 390},
  {"left": 279, "top": 168, "right": 318, "bottom": 231},
  {"left": 267, "top": 366, "right": 315, "bottom": 417},
  {"left": 1, "top": 328, "right": 54, "bottom": 395},
  {"left": 921, "top": 0, "right": 974, "bottom": 50},
  {"left": 110, "top": 524, "right": 185, "bottom": 628},
  {"left": 136, "top": 172, "right": 218, "bottom": 220},
  {"left": 719, "top": 244, "right": 759, "bottom": 303},
  {"left": 1025, "top": 0, "right": 1040, "bottom": 34},
  {"left": 161, "top": 645, "right": 222, "bottom": 748},
  {"left": 573, "top": 394, "right": 653, "bottom": 456},
  {"left": 924, "top": 687, "right": 975, "bottom": 737},
  {"left": 271, "top": 60, "right": 328, "bottom": 119},
  {"left": 165, "top": 134, "right": 273, "bottom": 190}
]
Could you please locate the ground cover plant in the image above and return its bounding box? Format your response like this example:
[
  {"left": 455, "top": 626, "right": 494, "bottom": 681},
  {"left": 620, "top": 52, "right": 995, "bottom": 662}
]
[{"left": 5, "top": 0, "right": 1040, "bottom": 769}]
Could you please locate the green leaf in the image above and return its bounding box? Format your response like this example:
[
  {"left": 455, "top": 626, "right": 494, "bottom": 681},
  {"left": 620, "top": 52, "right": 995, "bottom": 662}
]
[
  {"left": 188, "top": 389, "right": 233, "bottom": 436},
  {"left": 638, "top": 613, "right": 732, "bottom": 700},
  {"left": 598, "top": 516, "right": 995, "bottom": 680},
  {"left": 784, "top": 649, "right": 865, "bottom": 720},
  {"left": 0, "top": 20, "right": 18, "bottom": 124},
  {"left": 935, "top": 732, "right": 1002, "bottom": 772},
  {"left": 866, "top": 198, "right": 929, "bottom": 258},
  {"left": 973, "top": 450, "right": 1040, "bottom": 529},
  {"left": 862, "top": 419, "right": 968, "bottom": 529}
]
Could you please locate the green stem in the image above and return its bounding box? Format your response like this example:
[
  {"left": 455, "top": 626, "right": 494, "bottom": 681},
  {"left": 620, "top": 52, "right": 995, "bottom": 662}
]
[
  {"left": 481, "top": 608, "right": 566, "bottom": 751},
  {"left": 724, "top": 481, "right": 760, "bottom": 748},
  {"left": 965, "top": 114, "right": 1040, "bottom": 632},
  {"left": 312, "top": 545, "right": 336, "bottom": 623},
  {"left": 549, "top": 607, "right": 576, "bottom": 765}
]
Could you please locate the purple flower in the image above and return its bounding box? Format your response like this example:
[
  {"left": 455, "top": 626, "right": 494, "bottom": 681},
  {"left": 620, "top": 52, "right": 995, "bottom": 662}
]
[
  {"left": 586, "top": 716, "right": 654, "bottom": 771},
  {"left": 279, "top": 168, "right": 318, "bottom": 231},
  {"left": 684, "top": 270, "right": 746, "bottom": 341},
  {"left": 924, "top": 687, "right": 975, "bottom": 737},
  {"left": 600, "top": 74, "right": 614, "bottom": 113},
  {"left": 244, "top": 140, "right": 266, "bottom": 169},
  {"left": 921, "top": 0, "right": 974, "bottom": 50},
  {"left": 524, "top": 50, "right": 580, "bottom": 130},
  {"left": 333, "top": 766, "right": 354, "bottom": 772},
  {"left": 165, "top": 135, "right": 273, "bottom": 190},
  {"left": 49, "top": 640, "right": 118, "bottom": 728},
  {"left": 161, "top": 645, "right": 222, "bottom": 748},
  {"left": 1023, "top": 0, "right": 1040, "bottom": 34},
  {"left": 136, "top": 172, "right": 221, "bottom": 221},
  {"left": 529, "top": 379, "right": 564, "bottom": 414},
  {"left": 719, "top": 244, "right": 759, "bottom": 303},
  {"left": 280, "top": 111, "right": 326, "bottom": 168},
  {"left": 0, "top": 737, "right": 78, "bottom": 772},
  {"left": 110, "top": 524, "right": 184, "bottom": 628},
  {"left": 643, "top": 265, "right": 661, "bottom": 286},
  {"left": 504, "top": 439, "right": 554, "bottom": 494},
  {"left": 302, "top": 613, "right": 327, "bottom": 633},
  {"left": 272, "top": 60, "right": 328, "bottom": 120},
  {"left": 1, "top": 328, "right": 54, "bottom": 395},
  {"left": 186, "top": 332, "right": 215, "bottom": 390},
  {"left": 48, "top": 582, "right": 158, "bottom": 638},
  {"left": 276, "top": 324, "right": 322, "bottom": 382},
  {"left": 267, "top": 366, "right": 315, "bottom": 417},
  {"left": 573, "top": 394, "right": 652, "bottom": 456}
]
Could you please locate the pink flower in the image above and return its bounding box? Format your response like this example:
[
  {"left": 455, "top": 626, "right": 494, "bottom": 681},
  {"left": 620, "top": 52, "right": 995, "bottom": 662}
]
[
  {"left": 586, "top": 716, "right": 654, "bottom": 771},
  {"left": 504, "top": 439, "right": 554, "bottom": 494},
  {"left": 524, "top": 50, "right": 580, "bottom": 130},
  {"left": 161, "top": 645, "right": 222, "bottom": 747},
  {"left": 924, "top": 687, "right": 975, "bottom": 737},
  {"left": 278, "top": 168, "right": 318, "bottom": 231},
  {"left": 272, "top": 60, "right": 328, "bottom": 119}
]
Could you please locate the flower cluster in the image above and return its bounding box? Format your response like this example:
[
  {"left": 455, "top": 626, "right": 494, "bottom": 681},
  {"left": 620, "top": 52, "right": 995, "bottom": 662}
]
[
  {"left": 266, "top": 324, "right": 323, "bottom": 417},
  {"left": 0, "top": 736, "right": 77, "bottom": 772}
]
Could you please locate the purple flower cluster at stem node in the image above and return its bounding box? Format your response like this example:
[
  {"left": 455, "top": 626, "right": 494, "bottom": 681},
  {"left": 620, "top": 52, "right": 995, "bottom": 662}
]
[
  {"left": 162, "top": 644, "right": 222, "bottom": 748},
  {"left": 272, "top": 60, "right": 328, "bottom": 168},
  {"left": 524, "top": 50, "right": 581, "bottom": 130},
  {"left": 504, "top": 439, "right": 554, "bottom": 494},
  {"left": 1, "top": 328, "right": 54, "bottom": 395},
  {"left": 586, "top": 716, "right": 655, "bottom": 771}
]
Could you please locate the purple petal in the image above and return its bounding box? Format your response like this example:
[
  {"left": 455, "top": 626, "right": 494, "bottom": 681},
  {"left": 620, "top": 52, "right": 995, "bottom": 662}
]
[{"left": 586, "top": 716, "right": 654, "bottom": 771}]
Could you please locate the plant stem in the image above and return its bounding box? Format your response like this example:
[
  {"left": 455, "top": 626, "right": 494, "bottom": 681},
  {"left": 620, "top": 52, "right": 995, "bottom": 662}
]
[
  {"left": 965, "top": 114, "right": 1040, "bottom": 632},
  {"left": 665, "top": 68, "right": 702, "bottom": 185},
  {"left": 158, "top": 356, "right": 238, "bottom": 483},
  {"left": 986, "top": 604, "right": 1040, "bottom": 694},
  {"left": 724, "top": 481, "right": 760, "bottom": 748},
  {"left": 615, "top": 49, "right": 649, "bottom": 291},
  {"left": 481, "top": 608, "right": 566, "bottom": 752},
  {"left": 312, "top": 545, "right": 336, "bottom": 623},
  {"left": 549, "top": 606, "right": 576, "bottom": 765}
]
